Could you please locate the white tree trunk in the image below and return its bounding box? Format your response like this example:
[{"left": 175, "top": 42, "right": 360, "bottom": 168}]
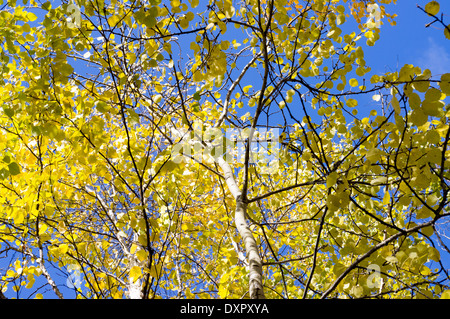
[
  {"left": 216, "top": 157, "right": 265, "bottom": 298},
  {"left": 127, "top": 273, "right": 142, "bottom": 299},
  {"left": 235, "top": 197, "right": 265, "bottom": 299}
]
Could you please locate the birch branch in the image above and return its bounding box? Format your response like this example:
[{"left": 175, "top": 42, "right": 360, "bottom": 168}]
[
  {"left": 38, "top": 246, "right": 64, "bottom": 299},
  {"left": 321, "top": 219, "right": 436, "bottom": 299}
]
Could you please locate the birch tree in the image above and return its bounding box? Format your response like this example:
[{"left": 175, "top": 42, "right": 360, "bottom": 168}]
[{"left": 1, "top": 0, "right": 450, "bottom": 299}]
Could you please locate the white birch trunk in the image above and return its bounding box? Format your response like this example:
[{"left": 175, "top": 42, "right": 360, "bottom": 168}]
[
  {"left": 216, "top": 157, "right": 265, "bottom": 298},
  {"left": 127, "top": 232, "right": 143, "bottom": 299}
]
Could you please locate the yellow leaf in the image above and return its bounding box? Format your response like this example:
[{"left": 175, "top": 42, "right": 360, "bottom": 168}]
[
  {"left": 408, "top": 92, "right": 421, "bottom": 109},
  {"left": 129, "top": 266, "right": 142, "bottom": 282},
  {"left": 425, "top": 1, "right": 440, "bottom": 16},
  {"left": 391, "top": 96, "right": 400, "bottom": 114},
  {"left": 26, "top": 277, "right": 35, "bottom": 289},
  {"left": 364, "top": 30, "right": 373, "bottom": 38},
  {"left": 440, "top": 74, "right": 450, "bottom": 95},
  {"left": 149, "top": 264, "right": 162, "bottom": 278},
  {"left": 366, "top": 148, "right": 382, "bottom": 162},
  {"left": 59, "top": 244, "right": 69, "bottom": 254},
  {"left": 416, "top": 207, "right": 432, "bottom": 219},
  {"left": 346, "top": 99, "right": 358, "bottom": 107},
  {"left": 337, "top": 83, "right": 346, "bottom": 91},
  {"left": 445, "top": 25, "right": 450, "bottom": 39},
  {"left": 190, "top": 0, "right": 199, "bottom": 8},
  {"left": 107, "top": 15, "right": 121, "bottom": 26},
  {"left": 136, "top": 249, "right": 148, "bottom": 262},
  {"left": 154, "top": 83, "right": 163, "bottom": 93},
  {"left": 218, "top": 284, "right": 229, "bottom": 298},
  {"left": 413, "top": 80, "right": 429, "bottom": 93},
  {"left": 26, "top": 12, "right": 37, "bottom": 21},
  {"left": 130, "top": 243, "right": 138, "bottom": 254},
  {"left": 349, "top": 78, "right": 358, "bottom": 87},
  {"left": 243, "top": 85, "right": 252, "bottom": 93},
  {"left": 429, "top": 247, "right": 441, "bottom": 262},
  {"left": 382, "top": 191, "right": 390, "bottom": 205},
  {"left": 326, "top": 172, "right": 338, "bottom": 189}
]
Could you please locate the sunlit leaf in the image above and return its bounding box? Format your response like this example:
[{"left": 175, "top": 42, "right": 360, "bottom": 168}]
[{"left": 425, "top": 1, "right": 440, "bottom": 16}]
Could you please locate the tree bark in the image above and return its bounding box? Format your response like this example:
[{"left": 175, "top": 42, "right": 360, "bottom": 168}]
[
  {"left": 235, "top": 197, "right": 265, "bottom": 299},
  {"left": 216, "top": 157, "right": 265, "bottom": 299},
  {"left": 127, "top": 232, "right": 143, "bottom": 299}
]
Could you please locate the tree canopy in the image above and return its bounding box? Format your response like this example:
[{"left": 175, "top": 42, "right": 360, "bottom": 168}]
[{"left": 1, "top": 0, "right": 450, "bottom": 299}]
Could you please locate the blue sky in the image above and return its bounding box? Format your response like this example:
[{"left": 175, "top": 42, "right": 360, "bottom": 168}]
[
  {"left": 364, "top": 0, "right": 450, "bottom": 275},
  {"left": 365, "top": 1, "right": 450, "bottom": 78}
]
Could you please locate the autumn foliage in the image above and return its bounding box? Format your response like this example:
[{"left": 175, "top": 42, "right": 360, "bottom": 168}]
[{"left": 1, "top": 0, "right": 450, "bottom": 299}]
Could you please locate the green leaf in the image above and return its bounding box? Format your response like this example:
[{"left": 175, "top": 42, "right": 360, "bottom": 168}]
[
  {"left": 422, "top": 226, "right": 434, "bottom": 237},
  {"left": 326, "top": 171, "right": 338, "bottom": 189},
  {"left": 159, "top": 159, "right": 179, "bottom": 173},
  {"left": 410, "top": 109, "right": 428, "bottom": 127},
  {"left": 391, "top": 96, "right": 400, "bottom": 114},
  {"left": 429, "top": 247, "right": 441, "bottom": 262},
  {"left": 96, "top": 101, "right": 110, "bottom": 113},
  {"left": 31, "top": 125, "right": 41, "bottom": 136},
  {"left": 60, "top": 63, "right": 74, "bottom": 76},
  {"left": 416, "top": 207, "right": 433, "bottom": 219},
  {"left": 370, "top": 176, "right": 388, "bottom": 185},
  {"left": 3, "top": 107, "right": 14, "bottom": 117},
  {"left": 8, "top": 162, "right": 20, "bottom": 175},
  {"left": 408, "top": 92, "right": 421, "bottom": 109},
  {"left": 193, "top": 91, "right": 201, "bottom": 101},
  {"left": 385, "top": 256, "right": 398, "bottom": 264},
  {"left": 0, "top": 167, "right": 9, "bottom": 179},
  {"left": 422, "top": 100, "right": 442, "bottom": 116},
  {"left": 425, "top": 87, "right": 441, "bottom": 101},
  {"left": 41, "top": 1, "right": 51, "bottom": 10},
  {"left": 412, "top": 80, "right": 429, "bottom": 93},
  {"left": 142, "top": 7, "right": 158, "bottom": 28},
  {"left": 127, "top": 109, "right": 140, "bottom": 125}
]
